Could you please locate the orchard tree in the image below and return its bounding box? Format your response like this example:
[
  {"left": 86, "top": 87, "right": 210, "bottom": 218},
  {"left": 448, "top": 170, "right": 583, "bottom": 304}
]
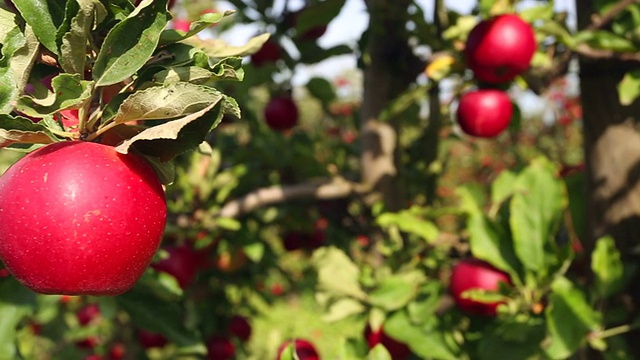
[{"left": 1, "top": 0, "right": 640, "bottom": 359}]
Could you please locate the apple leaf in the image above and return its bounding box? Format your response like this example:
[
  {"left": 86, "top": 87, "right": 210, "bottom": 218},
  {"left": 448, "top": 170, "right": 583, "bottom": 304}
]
[
  {"left": 306, "top": 77, "right": 336, "bottom": 106},
  {"left": 58, "top": 0, "right": 107, "bottom": 74},
  {"left": 158, "top": 10, "right": 235, "bottom": 46},
  {"left": 111, "top": 83, "right": 224, "bottom": 124},
  {"left": 510, "top": 157, "right": 565, "bottom": 273},
  {"left": 368, "top": 271, "right": 425, "bottom": 311},
  {"left": 184, "top": 32, "right": 271, "bottom": 59},
  {"left": 384, "top": 310, "right": 459, "bottom": 360},
  {"left": 0, "top": 114, "right": 57, "bottom": 148},
  {"left": 12, "top": 0, "right": 62, "bottom": 55},
  {"left": 574, "top": 30, "right": 637, "bottom": 52},
  {"left": 311, "top": 246, "right": 368, "bottom": 301},
  {"left": 322, "top": 298, "right": 366, "bottom": 322},
  {"left": 544, "top": 276, "right": 600, "bottom": 359},
  {"left": 293, "top": 0, "right": 345, "bottom": 37},
  {"left": 591, "top": 236, "right": 624, "bottom": 298},
  {"left": 618, "top": 69, "right": 640, "bottom": 106},
  {"left": 477, "top": 317, "right": 546, "bottom": 360},
  {"left": 92, "top": 0, "right": 170, "bottom": 87},
  {"left": 298, "top": 43, "right": 352, "bottom": 64},
  {"left": 16, "top": 73, "right": 94, "bottom": 116},
  {"left": 151, "top": 58, "right": 244, "bottom": 85},
  {"left": 0, "top": 278, "right": 36, "bottom": 360},
  {"left": 366, "top": 344, "right": 392, "bottom": 360},
  {"left": 376, "top": 210, "right": 439, "bottom": 243}
]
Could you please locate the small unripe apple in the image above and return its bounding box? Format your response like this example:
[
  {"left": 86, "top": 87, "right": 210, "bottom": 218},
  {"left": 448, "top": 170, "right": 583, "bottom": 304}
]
[
  {"left": 276, "top": 338, "right": 320, "bottom": 360},
  {"left": 0, "top": 141, "right": 167, "bottom": 295},
  {"left": 206, "top": 335, "right": 235, "bottom": 360},
  {"left": 449, "top": 258, "right": 512, "bottom": 316},
  {"left": 264, "top": 96, "right": 298, "bottom": 131},
  {"left": 151, "top": 245, "right": 200, "bottom": 289},
  {"left": 465, "top": 14, "right": 536, "bottom": 84},
  {"left": 456, "top": 89, "right": 513, "bottom": 138}
]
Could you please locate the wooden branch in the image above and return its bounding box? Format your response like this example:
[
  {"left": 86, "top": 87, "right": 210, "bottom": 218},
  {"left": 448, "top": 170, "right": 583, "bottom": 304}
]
[
  {"left": 217, "top": 177, "right": 370, "bottom": 219},
  {"left": 586, "top": 0, "right": 639, "bottom": 30},
  {"left": 574, "top": 43, "right": 640, "bottom": 62}
]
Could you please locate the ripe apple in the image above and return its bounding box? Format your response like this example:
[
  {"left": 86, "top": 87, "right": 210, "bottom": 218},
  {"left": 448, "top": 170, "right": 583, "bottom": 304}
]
[
  {"left": 251, "top": 39, "right": 283, "bottom": 67},
  {"left": 364, "top": 325, "right": 412, "bottom": 360},
  {"left": 137, "top": 329, "right": 168, "bottom": 349},
  {"left": 456, "top": 89, "right": 513, "bottom": 138},
  {"left": 264, "top": 96, "right": 298, "bottom": 131},
  {"left": 206, "top": 335, "right": 235, "bottom": 360},
  {"left": 0, "top": 141, "right": 167, "bottom": 295},
  {"left": 276, "top": 338, "right": 320, "bottom": 360},
  {"left": 464, "top": 14, "right": 536, "bottom": 84},
  {"left": 76, "top": 303, "right": 101, "bottom": 326},
  {"left": 449, "top": 258, "right": 512, "bottom": 316},
  {"left": 151, "top": 245, "right": 200, "bottom": 289},
  {"left": 228, "top": 315, "right": 252, "bottom": 342},
  {"left": 172, "top": 18, "right": 191, "bottom": 32}
]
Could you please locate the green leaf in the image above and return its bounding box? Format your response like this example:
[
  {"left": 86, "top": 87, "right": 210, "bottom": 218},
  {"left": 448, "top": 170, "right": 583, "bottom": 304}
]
[
  {"left": 368, "top": 272, "right": 425, "bottom": 311},
  {"left": 490, "top": 170, "right": 517, "bottom": 207},
  {"left": 574, "top": 30, "right": 637, "bottom": 52},
  {"left": 478, "top": 317, "right": 546, "bottom": 360},
  {"left": 376, "top": 211, "right": 439, "bottom": 243},
  {"left": 292, "top": 0, "right": 345, "bottom": 39},
  {"left": 59, "top": 0, "right": 107, "bottom": 74},
  {"left": 366, "top": 344, "right": 392, "bottom": 360},
  {"left": 322, "top": 298, "right": 366, "bottom": 322},
  {"left": 618, "top": 70, "right": 640, "bottom": 106},
  {"left": 12, "top": 0, "right": 60, "bottom": 55},
  {"left": 112, "top": 82, "right": 224, "bottom": 124},
  {"left": 306, "top": 77, "right": 336, "bottom": 106},
  {"left": 591, "top": 236, "right": 624, "bottom": 298},
  {"left": 16, "top": 73, "right": 94, "bottom": 116},
  {"left": 311, "top": 246, "right": 368, "bottom": 301},
  {"left": 518, "top": 4, "right": 555, "bottom": 22},
  {"left": 114, "top": 93, "right": 228, "bottom": 161},
  {"left": 544, "top": 276, "right": 600, "bottom": 359},
  {"left": 184, "top": 32, "right": 271, "bottom": 59},
  {"left": 510, "top": 157, "right": 565, "bottom": 273},
  {"left": 298, "top": 43, "right": 352, "bottom": 64},
  {"left": 158, "top": 10, "right": 235, "bottom": 45},
  {"left": 0, "top": 278, "right": 36, "bottom": 360},
  {"left": 92, "top": 0, "right": 170, "bottom": 86},
  {"left": 384, "top": 310, "right": 459, "bottom": 360},
  {"left": 116, "top": 284, "right": 204, "bottom": 350},
  {"left": 0, "top": 114, "right": 57, "bottom": 148}
]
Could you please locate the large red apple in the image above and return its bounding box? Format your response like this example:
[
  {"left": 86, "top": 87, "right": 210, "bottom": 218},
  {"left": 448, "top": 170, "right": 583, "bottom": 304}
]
[
  {"left": 449, "top": 258, "right": 512, "bottom": 316},
  {"left": 465, "top": 14, "right": 536, "bottom": 84},
  {"left": 276, "top": 339, "right": 320, "bottom": 360},
  {"left": 456, "top": 89, "right": 513, "bottom": 138},
  {"left": 0, "top": 141, "right": 167, "bottom": 295},
  {"left": 364, "top": 325, "right": 411, "bottom": 360},
  {"left": 151, "top": 245, "right": 200, "bottom": 289},
  {"left": 264, "top": 96, "right": 298, "bottom": 131}
]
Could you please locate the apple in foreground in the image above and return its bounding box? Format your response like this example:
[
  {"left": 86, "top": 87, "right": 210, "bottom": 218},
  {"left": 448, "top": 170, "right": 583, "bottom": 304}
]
[
  {"left": 456, "top": 89, "right": 513, "bottom": 138},
  {"left": 464, "top": 14, "right": 536, "bottom": 84},
  {"left": 449, "top": 258, "right": 512, "bottom": 316},
  {"left": 0, "top": 141, "right": 167, "bottom": 295},
  {"left": 276, "top": 339, "right": 320, "bottom": 360},
  {"left": 264, "top": 96, "right": 299, "bottom": 131}
]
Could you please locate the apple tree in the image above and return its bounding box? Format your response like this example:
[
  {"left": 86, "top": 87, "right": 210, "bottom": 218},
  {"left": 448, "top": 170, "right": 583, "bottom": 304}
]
[{"left": 1, "top": 0, "right": 640, "bottom": 359}]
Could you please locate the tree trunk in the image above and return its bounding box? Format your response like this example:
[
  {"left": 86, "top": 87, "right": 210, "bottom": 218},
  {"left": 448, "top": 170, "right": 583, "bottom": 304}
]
[{"left": 360, "top": 0, "right": 422, "bottom": 211}]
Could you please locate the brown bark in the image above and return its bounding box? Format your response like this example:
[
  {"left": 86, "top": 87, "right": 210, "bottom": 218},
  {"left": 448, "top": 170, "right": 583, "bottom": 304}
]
[{"left": 360, "top": 0, "right": 423, "bottom": 211}]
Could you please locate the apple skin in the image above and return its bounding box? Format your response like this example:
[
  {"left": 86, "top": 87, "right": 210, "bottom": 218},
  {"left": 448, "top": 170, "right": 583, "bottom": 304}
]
[
  {"left": 206, "top": 335, "right": 235, "bottom": 360},
  {"left": 228, "top": 315, "right": 252, "bottom": 342},
  {"left": 449, "top": 258, "right": 512, "bottom": 316},
  {"left": 465, "top": 14, "right": 536, "bottom": 84},
  {"left": 137, "top": 329, "right": 168, "bottom": 349},
  {"left": 364, "top": 325, "right": 411, "bottom": 360},
  {"left": 251, "top": 40, "right": 282, "bottom": 67},
  {"left": 264, "top": 96, "right": 299, "bottom": 131},
  {"left": 0, "top": 141, "right": 167, "bottom": 296},
  {"left": 77, "top": 303, "right": 101, "bottom": 326},
  {"left": 276, "top": 339, "right": 320, "bottom": 360},
  {"left": 456, "top": 89, "right": 513, "bottom": 138},
  {"left": 151, "top": 245, "right": 200, "bottom": 289}
]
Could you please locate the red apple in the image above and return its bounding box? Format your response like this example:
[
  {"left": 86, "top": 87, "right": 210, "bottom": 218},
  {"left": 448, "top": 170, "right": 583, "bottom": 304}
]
[
  {"left": 264, "top": 96, "right": 298, "bottom": 131},
  {"left": 0, "top": 141, "right": 167, "bottom": 295},
  {"left": 137, "top": 329, "right": 168, "bottom": 349},
  {"left": 464, "top": 14, "right": 536, "bottom": 84},
  {"left": 364, "top": 325, "right": 411, "bottom": 360},
  {"left": 286, "top": 9, "right": 328, "bottom": 41},
  {"left": 206, "top": 335, "right": 235, "bottom": 360},
  {"left": 228, "top": 315, "right": 252, "bottom": 342},
  {"left": 251, "top": 40, "right": 283, "bottom": 67},
  {"left": 108, "top": 343, "right": 126, "bottom": 360},
  {"left": 151, "top": 245, "right": 200, "bottom": 289},
  {"left": 77, "top": 303, "right": 101, "bottom": 326},
  {"left": 456, "top": 89, "right": 513, "bottom": 138},
  {"left": 276, "top": 339, "right": 320, "bottom": 360},
  {"left": 449, "top": 258, "right": 512, "bottom": 316},
  {"left": 172, "top": 18, "right": 191, "bottom": 32}
]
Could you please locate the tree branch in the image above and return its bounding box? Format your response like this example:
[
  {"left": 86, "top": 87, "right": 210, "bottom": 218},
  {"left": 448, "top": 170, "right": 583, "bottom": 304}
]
[
  {"left": 586, "top": 0, "right": 639, "bottom": 30},
  {"left": 217, "top": 177, "right": 371, "bottom": 219}
]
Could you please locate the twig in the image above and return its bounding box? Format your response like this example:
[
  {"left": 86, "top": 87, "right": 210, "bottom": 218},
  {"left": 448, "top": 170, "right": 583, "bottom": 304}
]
[
  {"left": 586, "top": 0, "right": 639, "bottom": 30},
  {"left": 217, "top": 177, "right": 371, "bottom": 219},
  {"left": 574, "top": 43, "right": 640, "bottom": 62}
]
